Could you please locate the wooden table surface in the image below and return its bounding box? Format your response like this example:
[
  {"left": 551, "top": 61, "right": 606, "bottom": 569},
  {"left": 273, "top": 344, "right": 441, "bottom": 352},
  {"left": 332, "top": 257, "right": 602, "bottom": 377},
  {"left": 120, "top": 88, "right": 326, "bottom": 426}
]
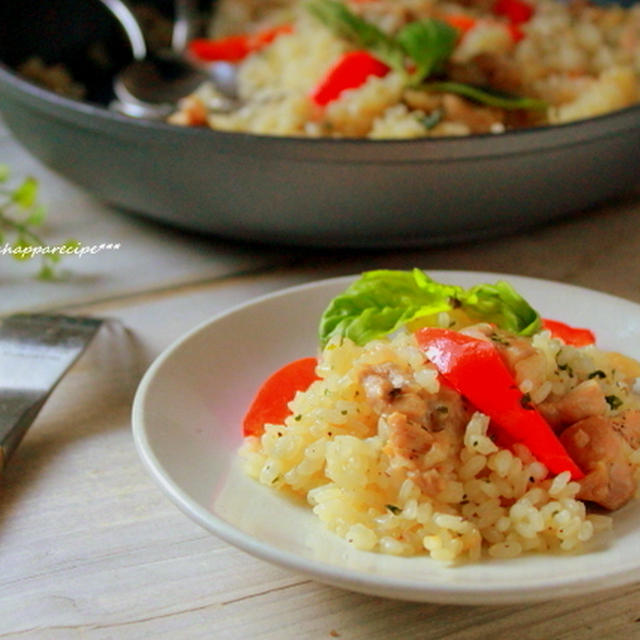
[{"left": 2, "top": 118, "right": 640, "bottom": 639}]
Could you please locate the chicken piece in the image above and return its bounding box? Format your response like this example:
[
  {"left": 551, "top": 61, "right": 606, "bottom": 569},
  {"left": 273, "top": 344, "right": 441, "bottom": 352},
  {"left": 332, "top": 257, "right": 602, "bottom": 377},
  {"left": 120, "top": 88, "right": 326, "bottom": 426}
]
[
  {"left": 386, "top": 411, "right": 434, "bottom": 460},
  {"left": 360, "top": 363, "right": 470, "bottom": 461},
  {"left": 460, "top": 324, "right": 539, "bottom": 373},
  {"left": 538, "top": 379, "right": 608, "bottom": 429},
  {"left": 428, "top": 384, "right": 470, "bottom": 437},
  {"left": 440, "top": 93, "right": 506, "bottom": 134},
  {"left": 410, "top": 467, "right": 446, "bottom": 496},
  {"left": 490, "top": 329, "right": 538, "bottom": 371},
  {"left": 360, "top": 363, "right": 428, "bottom": 423},
  {"left": 612, "top": 410, "right": 640, "bottom": 449},
  {"left": 402, "top": 91, "right": 506, "bottom": 134},
  {"left": 449, "top": 53, "right": 524, "bottom": 95},
  {"left": 560, "top": 415, "right": 636, "bottom": 510}
]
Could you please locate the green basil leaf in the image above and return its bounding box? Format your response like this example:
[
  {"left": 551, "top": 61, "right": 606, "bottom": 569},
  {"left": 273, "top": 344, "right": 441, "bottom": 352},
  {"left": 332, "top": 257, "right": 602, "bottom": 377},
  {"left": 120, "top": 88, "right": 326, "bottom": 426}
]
[
  {"left": 318, "top": 269, "right": 542, "bottom": 346},
  {"left": 319, "top": 269, "right": 462, "bottom": 346},
  {"left": 423, "top": 81, "right": 548, "bottom": 110},
  {"left": 306, "top": 0, "right": 405, "bottom": 70},
  {"left": 462, "top": 281, "right": 542, "bottom": 336},
  {"left": 396, "top": 19, "right": 458, "bottom": 84},
  {"left": 12, "top": 176, "right": 39, "bottom": 208}
]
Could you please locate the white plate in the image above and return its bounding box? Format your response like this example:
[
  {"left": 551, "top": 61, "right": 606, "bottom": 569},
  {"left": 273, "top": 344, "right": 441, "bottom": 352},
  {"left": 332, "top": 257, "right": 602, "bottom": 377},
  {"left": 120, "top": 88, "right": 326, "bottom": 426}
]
[{"left": 132, "top": 270, "right": 640, "bottom": 604}]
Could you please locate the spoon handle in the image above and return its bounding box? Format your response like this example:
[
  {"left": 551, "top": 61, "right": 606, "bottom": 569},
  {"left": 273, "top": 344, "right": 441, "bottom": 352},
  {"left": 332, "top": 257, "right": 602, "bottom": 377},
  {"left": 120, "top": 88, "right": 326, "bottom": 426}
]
[
  {"left": 97, "top": 0, "right": 148, "bottom": 59},
  {"left": 172, "top": 0, "right": 200, "bottom": 52}
]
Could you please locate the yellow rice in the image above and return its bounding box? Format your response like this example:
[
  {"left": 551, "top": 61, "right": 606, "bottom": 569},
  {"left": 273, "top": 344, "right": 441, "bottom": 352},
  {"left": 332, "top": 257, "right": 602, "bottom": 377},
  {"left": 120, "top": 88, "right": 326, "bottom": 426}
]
[
  {"left": 240, "top": 324, "right": 640, "bottom": 563},
  {"left": 170, "top": 0, "right": 640, "bottom": 138}
]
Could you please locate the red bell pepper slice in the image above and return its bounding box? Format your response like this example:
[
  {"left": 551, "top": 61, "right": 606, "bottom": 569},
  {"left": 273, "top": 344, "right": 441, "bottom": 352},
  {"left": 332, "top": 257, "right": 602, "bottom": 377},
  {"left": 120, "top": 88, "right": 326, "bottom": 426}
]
[
  {"left": 492, "top": 0, "right": 534, "bottom": 42},
  {"left": 442, "top": 14, "right": 478, "bottom": 37},
  {"left": 188, "top": 24, "right": 293, "bottom": 63},
  {"left": 542, "top": 319, "right": 595, "bottom": 347},
  {"left": 188, "top": 35, "right": 251, "bottom": 62},
  {"left": 506, "top": 22, "right": 525, "bottom": 42},
  {"left": 242, "top": 357, "right": 319, "bottom": 437},
  {"left": 493, "top": 0, "right": 534, "bottom": 24},
  {"left": 310, "top": 50, "right": 390, "bottom": 106},
  {"left": 247, "top": 24, "right": 293, "bottom": 49},
  {"left": 415, "top": 328, "right": 584, "bottom": 479}
]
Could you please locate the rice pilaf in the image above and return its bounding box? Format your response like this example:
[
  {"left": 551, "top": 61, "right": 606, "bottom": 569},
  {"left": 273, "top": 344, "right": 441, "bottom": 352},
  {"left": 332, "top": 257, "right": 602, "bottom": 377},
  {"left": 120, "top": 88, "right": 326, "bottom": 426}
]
[
  {"left": 240, "top": 319, "right": 640, "bottom": 563},
  {"left": 171, "top": 0, "right": 640, "bottom": 138}
]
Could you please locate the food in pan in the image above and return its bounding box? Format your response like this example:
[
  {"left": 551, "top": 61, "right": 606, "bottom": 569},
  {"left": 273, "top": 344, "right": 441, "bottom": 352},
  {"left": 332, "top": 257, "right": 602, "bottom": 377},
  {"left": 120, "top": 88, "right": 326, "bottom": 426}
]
[
  {"left": 239, "top": 270, "right": 640, "bottom": 563},
  {"left": 172, "top": 0, "right": 640, "bottom": 138}
]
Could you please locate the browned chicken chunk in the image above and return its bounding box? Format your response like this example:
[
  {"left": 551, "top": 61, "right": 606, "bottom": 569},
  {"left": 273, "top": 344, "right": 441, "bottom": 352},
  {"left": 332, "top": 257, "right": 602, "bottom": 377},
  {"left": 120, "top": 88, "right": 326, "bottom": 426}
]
[
  {"left": 560, "top": 415, "right": 637, "bottom": 510},
  {"left": 360, "top": 363, "right": 470, "bottom": 461}
]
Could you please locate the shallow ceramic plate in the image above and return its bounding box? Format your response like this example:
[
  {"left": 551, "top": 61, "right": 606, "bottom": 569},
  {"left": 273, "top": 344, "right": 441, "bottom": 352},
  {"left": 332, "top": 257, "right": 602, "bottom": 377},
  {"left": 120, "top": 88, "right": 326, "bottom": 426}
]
[{"left": 132, "top": 271, "right": 640, "bottom": 604}]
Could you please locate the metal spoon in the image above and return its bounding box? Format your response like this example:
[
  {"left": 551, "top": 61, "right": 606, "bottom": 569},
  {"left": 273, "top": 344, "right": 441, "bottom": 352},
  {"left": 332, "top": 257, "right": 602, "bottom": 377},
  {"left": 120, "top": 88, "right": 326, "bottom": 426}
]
[{"left": 99, "top": 0, "right": 237, "bottom": 119}]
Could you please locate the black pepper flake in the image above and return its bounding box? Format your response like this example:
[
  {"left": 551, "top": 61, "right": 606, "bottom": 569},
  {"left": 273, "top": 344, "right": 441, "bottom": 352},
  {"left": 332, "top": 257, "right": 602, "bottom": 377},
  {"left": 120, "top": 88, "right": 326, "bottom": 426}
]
[
  {"left": 520, "top": 393, "right": 534, "bottom": 410},
  {"left": 386, "top": 504, "right": 402, "bottom": 515},
  {"left": 588, "top": 370, "right": 607, "bottom": 379}
]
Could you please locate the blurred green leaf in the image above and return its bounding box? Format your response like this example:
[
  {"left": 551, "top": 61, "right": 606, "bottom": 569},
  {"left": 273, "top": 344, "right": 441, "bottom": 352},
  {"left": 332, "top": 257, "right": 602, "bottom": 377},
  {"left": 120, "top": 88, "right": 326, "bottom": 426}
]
[
  {"left": 12, "top": 177, "right": 39, "bottom": 208},
  {"left": 0, "top": 165, "right": 69, "bottom": 279},
  {"left": 11, "top": 237, "right": 34, "bottom": 261},
  {"left": 37, "top": 263, "right": 56, "bottom": 280},
  {"left": 25, "top": 204, "right": 47, "bottom": 226}
]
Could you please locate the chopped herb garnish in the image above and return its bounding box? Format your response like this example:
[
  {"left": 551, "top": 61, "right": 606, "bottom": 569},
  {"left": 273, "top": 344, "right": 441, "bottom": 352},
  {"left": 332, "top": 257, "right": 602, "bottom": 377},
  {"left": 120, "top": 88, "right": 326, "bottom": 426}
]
[
  {"left": 606, "top": 395, "right": 623, "bottom": 410},
  {"left": 294, "top": 414, "right": 303, "bottom": 421},
  {"left": 418, "top": 108, "right": 443, "bottom": 130},
  {"left": 490, "top": 332, "right": 511, "bottom": 346},
  {"left": 558, "top": 362, "right": 574, "bottom": 377}
]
